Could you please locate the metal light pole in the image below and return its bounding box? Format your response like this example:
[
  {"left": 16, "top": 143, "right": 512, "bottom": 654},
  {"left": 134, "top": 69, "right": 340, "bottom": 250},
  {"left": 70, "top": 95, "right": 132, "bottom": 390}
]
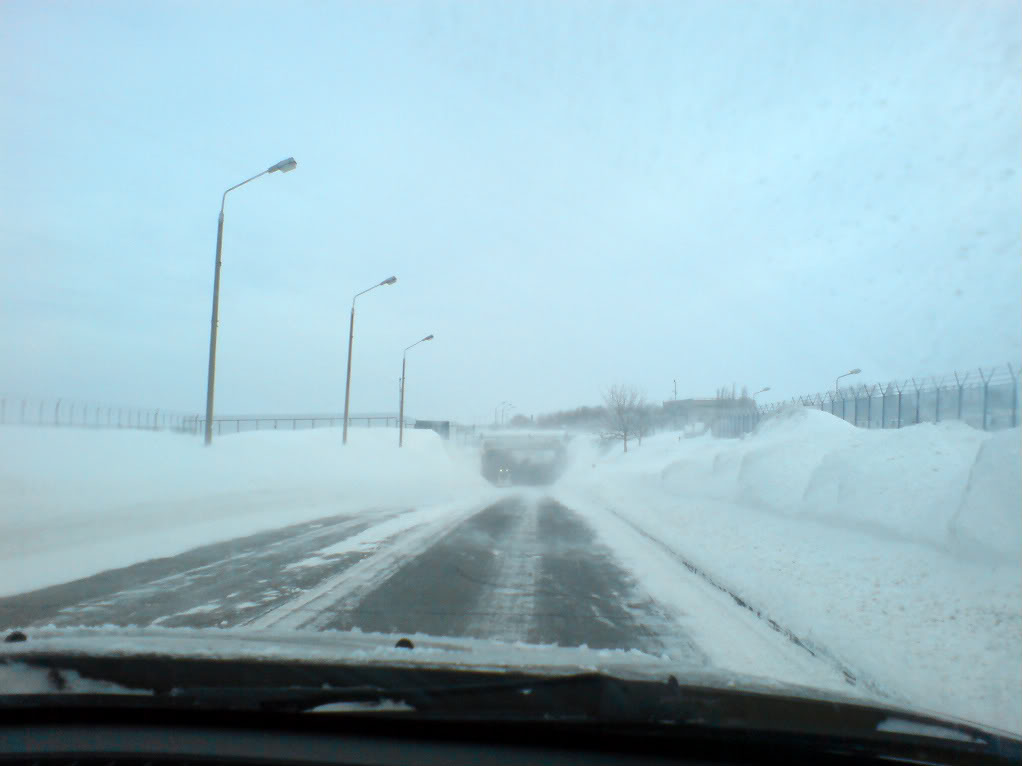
[
  {"left": 399, "top": 334, "right": 434, "bottom": 447},
  {"left": 342, "top": 276, "right": 397, "bottom": 444},
  {"left": 835, "top": 368, "right": 862, "bottom": 395},
  {"left": 502, "top": 402, "right": 514, "bottom": 426},
  {"left": 753, "top": 387, "right": 770, "bottom": 400},
  {"left": 204, "top": 157, "right": 297, "bottom": 446},
  {"left": 494, "top": 404, "right": 510, "bottom": 428}
]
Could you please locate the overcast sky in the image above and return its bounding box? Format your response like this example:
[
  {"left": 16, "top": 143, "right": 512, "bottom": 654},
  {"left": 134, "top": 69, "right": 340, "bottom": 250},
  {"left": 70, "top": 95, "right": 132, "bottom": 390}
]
[{"left": 2, "top": 1, "right": 1019, "bottom": 424}]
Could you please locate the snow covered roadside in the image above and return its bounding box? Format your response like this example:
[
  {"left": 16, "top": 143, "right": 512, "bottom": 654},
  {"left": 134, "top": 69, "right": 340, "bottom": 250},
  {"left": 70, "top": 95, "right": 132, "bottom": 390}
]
[
  {"left": 0, "top": 427, "right": 493, "bottom": 598},
  {"left": 555, "top": 410, "right": 1021, "bottom": 734}
]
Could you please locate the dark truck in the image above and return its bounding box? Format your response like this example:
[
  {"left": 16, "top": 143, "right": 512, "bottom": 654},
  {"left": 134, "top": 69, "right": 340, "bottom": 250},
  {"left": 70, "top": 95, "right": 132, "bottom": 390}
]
[{"left": 481, "top": 434, "right": 568, "bottom": 486}]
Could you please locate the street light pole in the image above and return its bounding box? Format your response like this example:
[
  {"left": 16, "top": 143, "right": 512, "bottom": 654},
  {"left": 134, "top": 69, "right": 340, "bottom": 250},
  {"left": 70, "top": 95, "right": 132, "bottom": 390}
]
[
  {"left": 399, "top": 334, "right": 434, "bottom": 447},
  {"left": 753, "top": 387, "right": 770, "bottom": 400},
  {"left": 835, "top": 368, "right": 862, "bottom": 395},
  {"left": 342, "top": 276, "right": 397, "bottom": 445},
  {"left": 204, "top": 157, "right": 297, "bottom": 446}
]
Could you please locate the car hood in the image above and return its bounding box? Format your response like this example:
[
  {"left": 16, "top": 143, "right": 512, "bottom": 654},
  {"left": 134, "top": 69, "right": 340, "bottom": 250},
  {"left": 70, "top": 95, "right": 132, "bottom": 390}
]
[
  {"left": 2, "top": 625, "right": 1018, "bottom": 749},
  {"left": 0, "top": 624, "right": 918, "bottom": 710},
  {"left": 1, "top": 624, "right": 729, "bottom": 682}
]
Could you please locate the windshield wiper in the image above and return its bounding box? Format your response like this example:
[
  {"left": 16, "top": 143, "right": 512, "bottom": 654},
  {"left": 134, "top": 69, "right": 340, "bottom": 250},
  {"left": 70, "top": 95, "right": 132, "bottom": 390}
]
[
  {"left": 4, "top": 658, "right": 1018, "bottom": 762},
  {"left": 172, "top": 672, "right": 675, "bottom": 718}
]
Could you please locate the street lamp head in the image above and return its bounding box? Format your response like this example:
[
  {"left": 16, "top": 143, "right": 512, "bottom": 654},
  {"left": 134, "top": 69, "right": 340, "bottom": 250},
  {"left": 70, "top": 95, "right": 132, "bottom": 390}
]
[
  {"left": 268, "top": 157, "right": 297, "bottom": 174},
  {"left": 381, "top": 276, "right": 397, "bottom": 286},
  {"left": 423, "top": 334, "right": 434, "bottom": 341},
  {"left": 849, "top": 368, "right": 862, "bottom": 375}
]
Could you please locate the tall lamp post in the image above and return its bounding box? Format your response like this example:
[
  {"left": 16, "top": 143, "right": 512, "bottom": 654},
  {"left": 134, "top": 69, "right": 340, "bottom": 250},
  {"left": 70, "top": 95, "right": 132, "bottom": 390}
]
[
  {"left": 835, "top": 368, "right": 862, "bottom": 395},
  {"left": 399, "top": 334, "right": 434, "bottom": 447},
  {"left": 752, "top": 387, "right": 770, "bottom": 400},
  {"left": 204, "top": 157, "right": 297, "bottom": 446},
  {"left": 342, "top": 276, "right": 397, "bottom": 444},
  {"left": 502, "top": 403, "right": 515, "bottom": 426}
]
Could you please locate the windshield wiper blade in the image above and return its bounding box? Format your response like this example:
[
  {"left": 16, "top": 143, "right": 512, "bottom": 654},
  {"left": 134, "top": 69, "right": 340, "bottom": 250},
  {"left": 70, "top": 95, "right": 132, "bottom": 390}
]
[
  {"left": 168, "top": 672, "right": 666, "bottom": 719},
  {"left": 6, "top": 656, "right": 1018, "bottom": 762}
]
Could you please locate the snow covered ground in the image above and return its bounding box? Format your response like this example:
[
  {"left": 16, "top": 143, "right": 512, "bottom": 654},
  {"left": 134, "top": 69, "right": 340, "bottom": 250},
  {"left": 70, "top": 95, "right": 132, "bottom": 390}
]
[
  {"left": 1, "top": 415, "right": 1019, "bottom": 734},
  {"left": 0, "top": 426, "right": 493, "bottom": 597},
  {"left": 554, "top": 410, "right": 1021, "bottom": 733}
]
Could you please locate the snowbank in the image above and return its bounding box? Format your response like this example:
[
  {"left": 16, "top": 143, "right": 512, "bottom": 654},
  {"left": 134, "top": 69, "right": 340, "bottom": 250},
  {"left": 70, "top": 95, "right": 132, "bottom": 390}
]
[
  {"left": 949, "top": 429, "right": 1022, "bottom": 561},
  {"left": 557, "top": 412, "right": 1021, "bottom": 733},
  {"left": 598, "top": 408, "right": 1013, "bottom": 560},
  {"left": 0, "top": 426, "right": 491, "bottom": 597}
]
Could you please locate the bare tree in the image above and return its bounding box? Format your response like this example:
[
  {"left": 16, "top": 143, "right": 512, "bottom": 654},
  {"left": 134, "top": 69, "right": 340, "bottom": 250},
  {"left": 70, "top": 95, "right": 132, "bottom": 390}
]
[
  {"left": 636, "top": 396, "right": 653, "bottom": 446},
  {"left": 603, "top": 384, "right": 643, "bottom": 452}
]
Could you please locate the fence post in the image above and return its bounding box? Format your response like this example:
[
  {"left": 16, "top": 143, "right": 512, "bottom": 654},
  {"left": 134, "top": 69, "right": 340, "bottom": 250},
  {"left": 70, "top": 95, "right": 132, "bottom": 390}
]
[
  {"left": 953, "top": 371, "right": 968, "bottom": 422},
  {"left": 894, "top": 381, "right": 903, "bottom": 428},
  {"left": 55, "top": 399, "right": 61, "bottom": 426},
  {"left": 21, "top": 399, "right": 26, "bottom": 424},
  {"left": 1009, "top": 364, "right": 1018, "bottom": 429},
  {"left": 865, "top": 385, "right": 874, "bottom": 429},
  {"left": 154, "top": 409, "right": 160, "bottom": 431},
  {"left": 978, "top": 367, "right": 992, "bottom": 430},
  {"left": 880, "top": 384, "right": 888, "bottom": 428}
]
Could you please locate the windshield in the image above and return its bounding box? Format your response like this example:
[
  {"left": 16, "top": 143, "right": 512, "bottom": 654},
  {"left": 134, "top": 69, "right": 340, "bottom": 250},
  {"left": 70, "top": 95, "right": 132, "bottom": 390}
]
[{"left": 1, "top": 0, "right": 1019, "bottom": 738}]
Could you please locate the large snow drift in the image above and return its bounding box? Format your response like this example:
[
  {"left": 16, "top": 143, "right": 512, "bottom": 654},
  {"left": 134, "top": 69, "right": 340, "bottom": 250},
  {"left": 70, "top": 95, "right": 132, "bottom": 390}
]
[
  {"left": 557, "top": 411, "right": 1021, "bottom": 733},
  {"left": 0, "top": 427, "right": 491, "bottom": 597}
]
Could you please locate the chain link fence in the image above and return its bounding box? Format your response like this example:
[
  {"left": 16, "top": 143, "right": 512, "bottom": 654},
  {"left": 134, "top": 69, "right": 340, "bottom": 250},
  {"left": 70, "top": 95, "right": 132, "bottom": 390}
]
[
  {"left": 192, "top": 414, "right": 409, "bottom": 436},
  {"left": 0, "top": 396, "right": 196, "bottom": 433},
  {"left": 0, "top": 398, "right": 411, "bottom": 437},
  {"left": 713, "top": 364, "right": 1020, "bottom": 438}
]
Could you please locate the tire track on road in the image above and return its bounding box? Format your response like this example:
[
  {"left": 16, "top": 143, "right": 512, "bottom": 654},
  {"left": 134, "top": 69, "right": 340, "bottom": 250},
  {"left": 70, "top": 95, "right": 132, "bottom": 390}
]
[
  {"left": 1, "top": 511, "right": 398, "bottom": 630},
  {"left": 315, "top": 496, "right": 699, "bottom": 656},
  {"left": 244, "top": 498, "right": 493, "bottom": 630}
]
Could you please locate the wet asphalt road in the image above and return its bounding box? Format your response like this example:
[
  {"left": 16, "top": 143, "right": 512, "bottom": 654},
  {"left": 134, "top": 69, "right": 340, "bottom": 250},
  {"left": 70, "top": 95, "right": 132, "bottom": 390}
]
[{"left": 0, "top": 497, "right": 695, "bottom": 654}]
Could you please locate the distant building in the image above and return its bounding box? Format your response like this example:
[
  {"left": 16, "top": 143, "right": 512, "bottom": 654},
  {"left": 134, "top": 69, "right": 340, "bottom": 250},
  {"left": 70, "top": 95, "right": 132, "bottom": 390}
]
[{"left": 662, "top": 398, "right": 753, "bottom": 425}]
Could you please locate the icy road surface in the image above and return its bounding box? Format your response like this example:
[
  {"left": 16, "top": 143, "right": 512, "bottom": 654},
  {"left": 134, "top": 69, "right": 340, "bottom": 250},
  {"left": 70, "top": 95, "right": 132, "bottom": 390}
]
[{"left": 0, "top": 494, "right": 848, "bottom": 694}]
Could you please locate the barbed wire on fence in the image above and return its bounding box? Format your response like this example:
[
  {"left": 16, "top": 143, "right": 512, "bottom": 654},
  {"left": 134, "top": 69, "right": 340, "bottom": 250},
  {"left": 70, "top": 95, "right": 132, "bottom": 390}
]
[{"left": 713, "top": 363, "right": 1020, "bottom": 438}]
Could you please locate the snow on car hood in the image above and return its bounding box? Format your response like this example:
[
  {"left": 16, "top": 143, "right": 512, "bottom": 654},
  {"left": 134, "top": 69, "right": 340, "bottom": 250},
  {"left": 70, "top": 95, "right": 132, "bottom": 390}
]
[{"left": 0, "top": 624, "right": 874, "bottom": 706}]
